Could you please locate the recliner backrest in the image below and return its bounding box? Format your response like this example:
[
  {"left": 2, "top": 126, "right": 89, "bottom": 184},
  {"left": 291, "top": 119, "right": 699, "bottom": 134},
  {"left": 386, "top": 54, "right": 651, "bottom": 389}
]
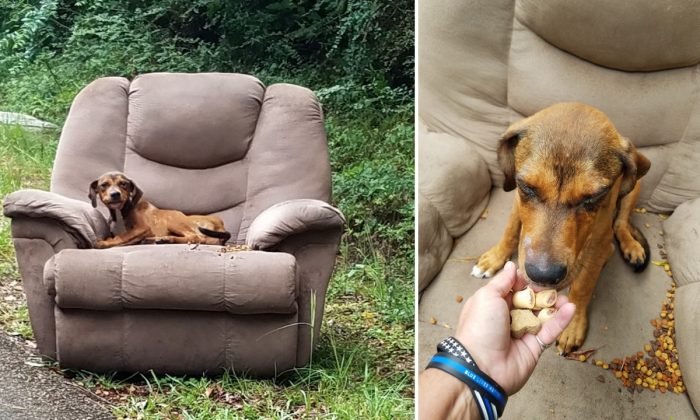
[{"left": 51, "top": 73, "right": 331, "bottom": 242}]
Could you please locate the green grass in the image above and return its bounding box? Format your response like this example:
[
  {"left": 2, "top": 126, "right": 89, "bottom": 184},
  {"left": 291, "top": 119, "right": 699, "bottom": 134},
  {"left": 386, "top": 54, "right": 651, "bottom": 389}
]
[
  {"left": 0, "top": 116, "right": 414, "bottom": 417},
  {"left": 0, "top": 125, "right": 57, "bottom": 338}
]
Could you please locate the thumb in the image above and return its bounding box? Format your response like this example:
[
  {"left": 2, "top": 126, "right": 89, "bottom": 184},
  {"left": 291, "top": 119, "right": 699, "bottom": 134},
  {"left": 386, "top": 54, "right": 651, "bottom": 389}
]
[{"left": 486, "top": 261, "right": 517, "bottom": 297}]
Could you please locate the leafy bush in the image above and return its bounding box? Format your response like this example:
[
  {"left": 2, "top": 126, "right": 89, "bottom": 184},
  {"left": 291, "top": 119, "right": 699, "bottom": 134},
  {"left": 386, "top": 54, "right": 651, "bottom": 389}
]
[{"left": 0, "top": 0, "right": 413, "bottom": 119}]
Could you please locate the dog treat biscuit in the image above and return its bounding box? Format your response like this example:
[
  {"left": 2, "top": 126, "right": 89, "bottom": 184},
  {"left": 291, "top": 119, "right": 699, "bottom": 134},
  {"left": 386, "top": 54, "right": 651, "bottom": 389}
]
[
  {"left": 537, "top": 307, "right": 557, "bottom": 322},
  {"left": 510, "top": 309, "right": 541, "bottom": 338},
  {"left": 510, "top": 287, "right": 558, "bottom": 338},
  {"left": 535, "top": 289, "right": 557, "bottom": 309},
  {"left": 513, "top": 288, "right": 536, "bottom": 309}
]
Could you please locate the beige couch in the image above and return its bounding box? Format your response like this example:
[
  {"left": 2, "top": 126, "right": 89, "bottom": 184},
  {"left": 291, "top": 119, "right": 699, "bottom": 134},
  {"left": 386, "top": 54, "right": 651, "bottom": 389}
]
[
  {"left": 3, "top": 73, "right": 345, "bottom": 376},
  {"left": 418, "top": 0, "right": 700, "bottom": 417}
]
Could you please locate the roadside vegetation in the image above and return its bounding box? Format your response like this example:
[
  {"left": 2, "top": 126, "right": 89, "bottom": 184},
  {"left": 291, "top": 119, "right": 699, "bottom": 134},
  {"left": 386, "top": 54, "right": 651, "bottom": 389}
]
[{"left": 0, "top": 1, "right": 414, "bottom": 418}]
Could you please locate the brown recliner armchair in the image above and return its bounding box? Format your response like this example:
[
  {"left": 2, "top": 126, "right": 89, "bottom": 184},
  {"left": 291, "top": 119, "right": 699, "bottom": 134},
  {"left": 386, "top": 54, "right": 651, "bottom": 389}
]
[{"left": 2, "top": 72, "right": 345, "bottom": 376}]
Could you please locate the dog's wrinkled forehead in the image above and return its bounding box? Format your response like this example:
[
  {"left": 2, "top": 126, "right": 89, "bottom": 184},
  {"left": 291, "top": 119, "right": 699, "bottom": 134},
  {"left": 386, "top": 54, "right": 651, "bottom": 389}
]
[
  {"left": 516, "top": 109, "right": 622, "bottom": 183},
  {"left": 97, "top": 171, "right": 129, "bottom": 186}
]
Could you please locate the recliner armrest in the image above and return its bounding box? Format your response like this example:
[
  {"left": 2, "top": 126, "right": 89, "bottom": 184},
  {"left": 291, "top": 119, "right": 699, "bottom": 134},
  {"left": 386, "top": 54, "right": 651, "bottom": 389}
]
[
  {"left": 3, "top": 189, "right": 109, "bottom": 248},
  {"left": 246, "top": 199, "right": 345, "bottom": 250}
]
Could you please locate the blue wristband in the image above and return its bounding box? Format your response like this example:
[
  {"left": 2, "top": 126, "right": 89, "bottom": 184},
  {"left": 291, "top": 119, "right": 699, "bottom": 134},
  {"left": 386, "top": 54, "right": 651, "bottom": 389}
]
[
  {"left": 438, "top": 336, "right": 479, "bottom": 370},
  {"left": 427, "top": 352, "right": 507, "bottom": 419}
]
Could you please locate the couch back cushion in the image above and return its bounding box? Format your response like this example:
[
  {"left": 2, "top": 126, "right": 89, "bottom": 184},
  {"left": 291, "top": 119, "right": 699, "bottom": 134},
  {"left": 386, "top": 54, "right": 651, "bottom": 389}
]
[
  {"left": 51, "top": 73, "right": 331, "bottom": 241},
  {"left": 127, "top": 73, "right": 261, "bottom": 169},
  {"left": 517, "top": 0, "right": 700, "bottom": 72}
]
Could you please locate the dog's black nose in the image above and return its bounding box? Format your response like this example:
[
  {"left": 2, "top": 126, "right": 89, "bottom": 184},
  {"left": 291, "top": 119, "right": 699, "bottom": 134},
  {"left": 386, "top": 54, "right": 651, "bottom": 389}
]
[
  {"left": 110, "top": 191, "right": 121, "bottom": 199},
  {"left": 525, "top": 262, "right": 567, "bottom": 285}
]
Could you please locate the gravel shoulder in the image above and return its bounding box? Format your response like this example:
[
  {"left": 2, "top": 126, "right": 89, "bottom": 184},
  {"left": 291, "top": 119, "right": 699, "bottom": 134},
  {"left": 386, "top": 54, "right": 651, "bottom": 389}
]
[{"left": 0, "top": 332, "right": 113, "bottom": 420}]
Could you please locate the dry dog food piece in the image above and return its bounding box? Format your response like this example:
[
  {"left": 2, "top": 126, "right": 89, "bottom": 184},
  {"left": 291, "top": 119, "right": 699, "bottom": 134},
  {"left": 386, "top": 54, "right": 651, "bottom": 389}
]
[
  {"left": 510, "top": 309, "right": 541, "bottom": 338},
  {"left": 537, "top": 307, "right": 557, "bottom": 322},
  {"left": 513, "top": 288, "right": 536, "bottom": 309},
  {"left": 535, "top": 289, "right": 557, "bottom": 309}
]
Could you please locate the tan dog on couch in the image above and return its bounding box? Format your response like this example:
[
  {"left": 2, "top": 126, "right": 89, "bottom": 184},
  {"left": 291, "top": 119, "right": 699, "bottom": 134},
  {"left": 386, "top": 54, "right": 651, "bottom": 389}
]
[
  {"left": 89, "top": 171, "right": 230, "bottom": 248},
  {"left": 471, "top": 102, "right": 651, "bottom": 353}
]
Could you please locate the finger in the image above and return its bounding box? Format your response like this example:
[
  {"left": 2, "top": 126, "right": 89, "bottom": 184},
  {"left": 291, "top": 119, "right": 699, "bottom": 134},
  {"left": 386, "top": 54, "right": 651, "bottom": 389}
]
[
  {"left": 553, "top": 294, "right": 570, "bottom": 309},
  {"left": 513, "top": 268, "right": 528, "bottom": 292},
  {"left": 486, "top": 260, "right": 518, "bottom": 297},
  {"left": 520, "top": 302, "right": 576, "bottom": 359},
  {"left": 537, "top": 302, "right": 576, "bottom": 345}
]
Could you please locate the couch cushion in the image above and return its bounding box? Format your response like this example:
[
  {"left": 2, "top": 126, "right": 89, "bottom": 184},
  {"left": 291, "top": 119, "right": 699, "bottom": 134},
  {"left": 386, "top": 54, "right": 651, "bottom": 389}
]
[
  {"left": 648, "top": 97, "right": 700, "bottom": 212},
  {"left": 675, "top": 282, "right": 700, "bottom": 410},
  {"left": 418, "top": 127, "right": 492, "bottom": 237},
  {"left": 508, "top": 19, "right": 696, "bottom": 149},
  {"left": 516, "top": 0, "right": 700, "bottom": 72},
  {"left": 44, "top": 245, "right": 297, "bottom": 315},
  {"left": 663, "top": 198, "right": 700, "bottom": 287},
  {"left": 418, "top": 192, "right": 453, "bottom": 293},
  {"left": 418, "top": 0, "right": 522, "bottom": 187},
  {"left": 127, "top": 73, "right": 264, "bottom": 169},
  {"left": 418, "top": 126, "right": 491, "bottom": 290}
]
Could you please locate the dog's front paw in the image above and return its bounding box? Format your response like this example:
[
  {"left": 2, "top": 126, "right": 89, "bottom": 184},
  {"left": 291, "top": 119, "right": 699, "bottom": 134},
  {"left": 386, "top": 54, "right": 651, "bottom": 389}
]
[
  {"left": 471, "top": 247, "right": 510, "bottom": 279},
  {"left": 95, "top": 240, "right": 110, "bottom": 249},
  {"left": 621, "top": 240, "right": 645, "bottom": 264},
  {"left": 557, "top": 314, "right": 588, "bottom": 354}
]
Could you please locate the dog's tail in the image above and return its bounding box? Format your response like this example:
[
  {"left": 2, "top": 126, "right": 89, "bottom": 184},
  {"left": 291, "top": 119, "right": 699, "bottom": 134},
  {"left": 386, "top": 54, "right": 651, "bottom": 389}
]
[
  {"left": 198, "top": 227, "right": 231, "bottom": 244},
  {"left": 620, "top": 222, "right": 651, "bottom": 273}
]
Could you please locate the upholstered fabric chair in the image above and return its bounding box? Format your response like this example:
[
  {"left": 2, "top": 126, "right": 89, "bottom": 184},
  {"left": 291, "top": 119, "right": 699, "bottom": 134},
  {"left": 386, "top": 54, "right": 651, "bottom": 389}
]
[
  {"left": 418, "top": 0, "right": 700, "bottom": 417},
  {"left": 3, "top": 72, "right": 345, "bottom": 376}
]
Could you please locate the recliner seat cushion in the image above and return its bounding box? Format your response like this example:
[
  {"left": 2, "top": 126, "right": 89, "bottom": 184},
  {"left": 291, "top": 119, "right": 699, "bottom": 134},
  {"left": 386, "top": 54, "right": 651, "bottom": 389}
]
[{"left": 44, "top": 245, "right": 297, "bottom": 315}]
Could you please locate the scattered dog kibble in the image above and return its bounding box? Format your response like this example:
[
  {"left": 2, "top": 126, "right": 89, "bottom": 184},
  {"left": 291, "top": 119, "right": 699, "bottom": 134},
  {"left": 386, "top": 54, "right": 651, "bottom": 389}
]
[
  {"left": 594, "top": 280, "right": 685, "bottom": 394},
  {"left": 633, "top": 207, "right": 647, "bottom": 214},
  {"left": 480, "top": 209, "right": 489, "bottom": 219},
  {"left": 644, "top": 223, "right": 651, "bottom": 228},
  {"left": 564, "top": 348, "right": 598, "bottom": 362},
  {"left": 430, "top": 317, "right": 437, "bottom": 325},
  {"left": 456, "top": 295, "right": 464, "bottom": 303}
]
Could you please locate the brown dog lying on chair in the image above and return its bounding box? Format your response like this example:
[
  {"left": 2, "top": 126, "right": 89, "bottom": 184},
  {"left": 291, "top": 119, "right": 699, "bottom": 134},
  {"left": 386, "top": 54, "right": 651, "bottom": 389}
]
[
  {"left": 89, "top": 171, "right": 231, "bottom": 248},
  {"left": 471, "top": 102, "right": 651, "bottom": 354}
]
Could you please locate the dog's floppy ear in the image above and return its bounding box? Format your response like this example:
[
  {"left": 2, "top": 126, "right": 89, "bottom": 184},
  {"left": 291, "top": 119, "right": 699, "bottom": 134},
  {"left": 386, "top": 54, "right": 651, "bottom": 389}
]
[
  {"left": 618, "top": 136, "right": 651, "bottom": 196},
  {"left": 88, "top": 180, "right": 99, "bottom": 208},
  {"left": 497, "top": 119, "right": 529, "bottom": 191},
  {"left": 127, "top": 177, "right": 143, "bottom": 206}
]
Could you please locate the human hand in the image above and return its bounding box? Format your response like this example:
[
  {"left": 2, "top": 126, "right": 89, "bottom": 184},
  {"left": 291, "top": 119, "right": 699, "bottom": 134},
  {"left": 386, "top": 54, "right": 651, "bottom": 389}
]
[{"left": 456, "top": 261, "right": 576, "bottom": 395}]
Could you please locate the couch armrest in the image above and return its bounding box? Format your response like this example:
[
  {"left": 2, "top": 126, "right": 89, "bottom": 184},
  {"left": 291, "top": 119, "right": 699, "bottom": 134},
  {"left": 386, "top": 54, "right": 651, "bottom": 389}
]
[
  {"left": 246, "top": 199, "right": 345, "bottom": 250},
  {"left": 663, "top": 197, "right": 700, "bottom": 288},
  {"left": 3, "top": 189, "right": 109, "bottom": 248},
  {"left": 418, "top": 125, "right": 492, "bottom": 291},
  {"left": 675, "top": 282, "right": 700, "bottom": 411},
  {"left": 246, "top": 199, "right": 344, "bottom": 367}
]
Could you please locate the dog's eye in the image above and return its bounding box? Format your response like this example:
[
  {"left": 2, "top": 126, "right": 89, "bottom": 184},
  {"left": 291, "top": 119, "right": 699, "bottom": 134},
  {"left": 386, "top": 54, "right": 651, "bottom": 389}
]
[
  {"left": 581, "top": 197, "right": 598, "bottom": 210},
  {"left": 119, "top": 181, "right": 128, "bottom": 188},
  {"left": 517, "top": 182, "right": 538, "bottom": 199},
  {"left": 579, "top": 189, "right": 609, "bottom": 210},
  {"left": 100, "top": 182, "right": 109, "bottom": 189}
]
